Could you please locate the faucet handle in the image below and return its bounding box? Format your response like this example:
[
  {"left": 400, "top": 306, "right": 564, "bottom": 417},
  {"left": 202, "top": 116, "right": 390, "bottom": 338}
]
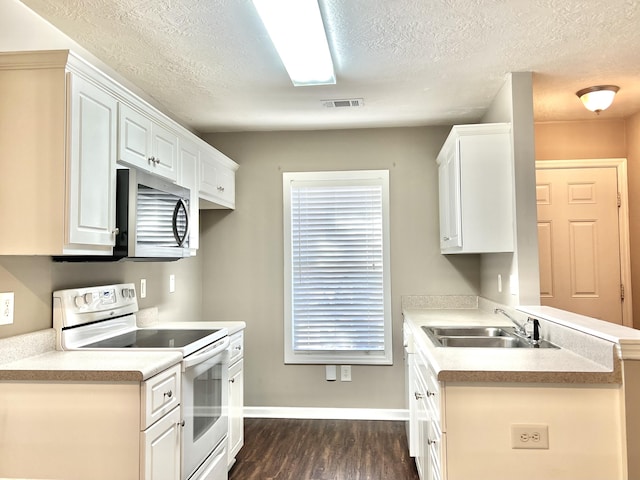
[
  {"left": 532, "top": 318, "right": 540, "bottom": 343},
  {"left": 523, "top": 317, "right": 534, "bottom": 338}
]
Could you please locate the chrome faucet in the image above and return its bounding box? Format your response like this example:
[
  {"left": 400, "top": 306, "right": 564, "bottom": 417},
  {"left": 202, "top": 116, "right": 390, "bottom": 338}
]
[
  {"left": 494, "top": 308, "right": 527, "bottom": 336},
  {"left": 494, "top": 308, "right": 542, "bottom": 347}
]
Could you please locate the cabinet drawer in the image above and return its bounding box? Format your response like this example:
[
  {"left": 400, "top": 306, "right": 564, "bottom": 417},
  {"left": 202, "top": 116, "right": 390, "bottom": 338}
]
[
  {"left": 141, "top": 364, "right": 181, "bottom": 429},
  {"left": 228, "top": 331, "right": 244, "bottom": 364}
]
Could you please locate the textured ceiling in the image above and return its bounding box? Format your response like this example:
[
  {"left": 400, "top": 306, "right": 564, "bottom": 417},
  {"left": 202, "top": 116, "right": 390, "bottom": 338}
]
[{"left": 17, "top": 0, "right": 640, "bottom": 132}]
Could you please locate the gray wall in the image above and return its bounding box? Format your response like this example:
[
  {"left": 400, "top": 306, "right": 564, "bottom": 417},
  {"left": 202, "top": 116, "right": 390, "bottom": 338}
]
[
  {"left": 201, "top": 127, "right": 481, "bottom": 409},
  {"left": 0, "top": 256, "right": 203, "bottom": 339},
  {"left": 480, "top": 72, "right": 540, "bottom": 307}
]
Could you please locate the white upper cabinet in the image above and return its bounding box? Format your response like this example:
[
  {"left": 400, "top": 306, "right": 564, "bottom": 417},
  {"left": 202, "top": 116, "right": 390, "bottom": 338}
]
[
  {"left": 0, "top": 50, "right": 118, "bottom": 255},
  {"left": 177, "top": 137, "right": 200, "bottom": 252},
  {"left": 67, "top": 73, "right": 118, "bottom": 249},
  {"left": 0, "top": 49, "right": 238, "bottom": 256},
  {"left": 200, "top": 148, "right": 238, "bottom": 210},
  {"left": 436, "top": 123, "right": 514, "bottom": 254},
  {"left": 118, "top": 103, "right": 178, "bottom": 182}
]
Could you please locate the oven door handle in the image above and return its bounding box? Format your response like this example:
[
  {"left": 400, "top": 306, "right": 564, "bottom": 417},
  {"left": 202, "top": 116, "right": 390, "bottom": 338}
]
[{"left": 182, "top": 337, "right": 230, "bottom": 370}]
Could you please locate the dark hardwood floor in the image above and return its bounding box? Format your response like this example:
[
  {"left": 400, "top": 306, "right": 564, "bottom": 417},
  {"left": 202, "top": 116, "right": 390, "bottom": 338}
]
[{"left": 229, "top": 418, "right": 420, "bottom": 480}]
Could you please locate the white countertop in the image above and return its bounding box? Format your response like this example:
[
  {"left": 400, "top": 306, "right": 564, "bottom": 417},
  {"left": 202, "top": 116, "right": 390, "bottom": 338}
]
[
  {"left": 0, "top": 321, "right": 246, "bottom": 382},
  {"left": 403, "top": 308, "right": 621, "bottom": 384},
  {"left": 0, "top": 349, "right": 183, "bottom": 382}
]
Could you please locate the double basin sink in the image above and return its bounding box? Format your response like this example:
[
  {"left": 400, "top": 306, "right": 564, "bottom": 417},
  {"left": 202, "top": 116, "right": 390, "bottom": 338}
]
[{"left": 422, "top": 326, "right": 558, "bottom": 349}]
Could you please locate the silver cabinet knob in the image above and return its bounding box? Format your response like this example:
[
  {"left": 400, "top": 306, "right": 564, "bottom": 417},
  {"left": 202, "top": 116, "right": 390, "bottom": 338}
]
[
  {"left": 414, "top": 392, "right": 424, "bottom": 400},
  {"left": 164, "top": 390, "right": 173, "bottom": 398}
]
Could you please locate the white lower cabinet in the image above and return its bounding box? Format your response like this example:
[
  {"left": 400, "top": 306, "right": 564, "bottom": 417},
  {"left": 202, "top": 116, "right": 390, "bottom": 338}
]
[
  {"left": 0, "top": 363, "right": 182, "bottom": 480},
  {"left": 405, "top": 322, "right": 626, "bottom": 480},
  {"left": 142, "top": 406, "right": 182, "bottom": 480},
  {"left": 227, "top": 330, "right": 245, "bottom": 468},
  {"left": 411, "top": 349, "right": 445, "bottom": 480}
]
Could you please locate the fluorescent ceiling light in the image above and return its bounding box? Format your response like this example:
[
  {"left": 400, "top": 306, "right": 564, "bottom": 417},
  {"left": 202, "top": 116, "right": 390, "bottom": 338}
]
[{"left": 252, "top": 0, "right": 335, "bottom": 86}]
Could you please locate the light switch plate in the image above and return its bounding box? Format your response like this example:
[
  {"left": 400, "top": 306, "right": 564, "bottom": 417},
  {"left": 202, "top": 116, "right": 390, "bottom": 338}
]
[{"left": 325, "top": 365, "right": 337, "bottom": 381}]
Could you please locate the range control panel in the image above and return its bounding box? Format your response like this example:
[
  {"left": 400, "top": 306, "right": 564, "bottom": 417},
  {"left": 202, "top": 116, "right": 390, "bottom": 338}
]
[{"left": 53, "top": 283, "right": 138, "bottom": 330}]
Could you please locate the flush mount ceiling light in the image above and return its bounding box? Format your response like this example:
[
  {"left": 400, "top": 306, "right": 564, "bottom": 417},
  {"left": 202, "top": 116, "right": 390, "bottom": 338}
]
[
  {"left": 252, "top": 0, "right": 335, "bottom": 87},
  {"left": 576, "top": 85, "right": 620, "bottom": 114}
]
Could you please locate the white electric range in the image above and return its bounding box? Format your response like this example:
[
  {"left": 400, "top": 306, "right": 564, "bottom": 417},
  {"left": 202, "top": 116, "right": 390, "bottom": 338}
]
[{"left": 53, "top": 283, "right": 229, "bottom": 480}]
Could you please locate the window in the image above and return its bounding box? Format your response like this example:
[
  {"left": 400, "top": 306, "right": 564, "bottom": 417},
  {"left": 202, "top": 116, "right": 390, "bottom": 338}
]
[{"left": 283, "top": 170, "right": 392, "bottom": 365}]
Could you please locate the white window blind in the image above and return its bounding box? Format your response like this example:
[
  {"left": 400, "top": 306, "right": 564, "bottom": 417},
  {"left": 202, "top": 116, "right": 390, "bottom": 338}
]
[{"left": 283, "top": 170, "right": 392, "bottom": 365}]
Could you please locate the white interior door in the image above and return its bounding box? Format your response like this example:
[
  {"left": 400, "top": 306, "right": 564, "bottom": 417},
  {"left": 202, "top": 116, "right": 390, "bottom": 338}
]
[{"left": 536, "top": 165, "right": 624, "bottom": 324}]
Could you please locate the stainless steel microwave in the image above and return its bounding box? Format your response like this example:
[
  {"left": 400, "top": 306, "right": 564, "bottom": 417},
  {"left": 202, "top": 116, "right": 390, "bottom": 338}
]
[{"left": 114, "top": 168, "right": 191, "bottom": 260}]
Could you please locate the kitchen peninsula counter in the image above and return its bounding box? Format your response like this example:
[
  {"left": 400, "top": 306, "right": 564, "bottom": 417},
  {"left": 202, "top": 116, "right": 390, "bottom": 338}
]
[{"left": 403, "top": 307, "right": 622, "bottom": 384}]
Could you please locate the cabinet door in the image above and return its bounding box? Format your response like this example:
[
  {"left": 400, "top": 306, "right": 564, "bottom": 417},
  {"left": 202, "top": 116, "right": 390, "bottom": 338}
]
[
  {"left": 178, "top": 138, "right": 199, "bottom": 251},
  {"left": 200, "top": 152, "right": 236, "bottom": 209},
  {"left": 415, "top": 376, "right": 428, "bottom": 480},
  {"left": 228, "top": 358, "right": 244, "bottom": 467},
  {"left": 438, "top": 143, "right": 461, "bottom": 251},
  {"left": 119, "top": 103, "right": 153, "bottom": 171},
  {"left": 141, "top": 406, "right": 181, "bottom": 480},
  {"left": 118, "top": 104, "right": 178, "bottom": 181},
  {"left": 151, "top": 122, "right": 178, "bottom": 181},
  {"left": 66, "top": 73, "right": 118, "bottom": 249}
]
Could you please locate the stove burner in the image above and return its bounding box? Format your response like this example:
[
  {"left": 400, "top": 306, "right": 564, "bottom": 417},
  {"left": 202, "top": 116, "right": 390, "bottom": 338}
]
[{"left": 82, "top": 329, "right": 222, "bottom": 349}]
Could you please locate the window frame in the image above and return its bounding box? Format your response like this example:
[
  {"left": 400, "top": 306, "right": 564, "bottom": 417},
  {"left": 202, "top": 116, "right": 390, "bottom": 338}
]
[{"left": 283, "top": 170, "right": 392, "bottom": 365}]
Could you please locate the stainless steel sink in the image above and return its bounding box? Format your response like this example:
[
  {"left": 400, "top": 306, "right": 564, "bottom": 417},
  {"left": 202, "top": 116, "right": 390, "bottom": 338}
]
[
  {"left": 421, "top": 326, "right": 558, "bottom": 349},
  {"left": 426, "top": 326, "right": 515, "bottom": 337}
]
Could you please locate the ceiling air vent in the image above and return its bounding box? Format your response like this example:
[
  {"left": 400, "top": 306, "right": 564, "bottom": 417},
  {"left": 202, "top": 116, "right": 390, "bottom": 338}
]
[{"left": 321, "top": 98, "right": 364, "bottom": 108}]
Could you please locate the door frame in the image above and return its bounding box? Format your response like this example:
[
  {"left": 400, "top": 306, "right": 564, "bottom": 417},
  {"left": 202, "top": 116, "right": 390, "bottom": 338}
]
[{"left": 535, "top": 158, "right": 633, "bottom": 327}]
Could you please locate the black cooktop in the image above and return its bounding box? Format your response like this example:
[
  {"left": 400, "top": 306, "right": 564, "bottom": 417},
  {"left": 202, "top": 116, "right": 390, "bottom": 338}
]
[{"left": 82, "top": 329, "right": 221, "bottom": 349}]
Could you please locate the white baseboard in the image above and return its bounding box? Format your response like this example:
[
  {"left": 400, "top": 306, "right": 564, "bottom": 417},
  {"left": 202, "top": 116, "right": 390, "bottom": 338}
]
[{"left": 243, "top": 406, "right": 408, "bottom": 421}]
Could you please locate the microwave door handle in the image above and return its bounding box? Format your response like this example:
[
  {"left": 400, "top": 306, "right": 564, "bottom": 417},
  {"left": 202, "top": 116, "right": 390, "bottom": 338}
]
[{"left": 172, "top": 198, "right": 190, "bottom": 247}]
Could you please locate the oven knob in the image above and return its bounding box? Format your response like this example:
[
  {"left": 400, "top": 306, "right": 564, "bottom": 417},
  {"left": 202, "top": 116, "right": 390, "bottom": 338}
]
[
  {"left": 128, "top": 288, "right": 136, "bottom": 298},
  {"left": 121, "top": 288, "right": 129, "bottom": 298},
  {"left": 74, "top": 295, "right": 85, "bottom": 308},
  {"left": 85, "top": 292, "right": 96, "bottom": 304}
]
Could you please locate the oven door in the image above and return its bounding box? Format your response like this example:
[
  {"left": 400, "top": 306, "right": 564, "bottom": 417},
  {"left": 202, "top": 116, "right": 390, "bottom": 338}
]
[{"left": 181, "top": 338, "right": 229, "bottom": 480}]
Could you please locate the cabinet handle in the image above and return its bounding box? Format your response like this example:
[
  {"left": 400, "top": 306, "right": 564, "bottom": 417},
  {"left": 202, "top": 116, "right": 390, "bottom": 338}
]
[
  {"left": 155, "top": 157, "right": 161, "bottom": 164},
  {"left": 414, "top": 392, "right": 424, "bottom": 400},
  {"left": 217, "top": 185, "right": 225, "bottom": 192},
  {"left": 148, "top": 156, "right": 155, "bottom": 164},
  {"left": 164, "top": 390, "right": 173, "bottom": 398},
  {"left": 427, "top": 390, "right": 436, "bottom": 397},
  {"left": 427, "top": 439, "right": 437, "bottom": 445},
  {"left": 112, "top": 228, "right": 120, "bottom": 236},
  {"left": 230, "top": 378, "right": 235, "bottom": 383},
  {"left": 443, "top": 236, "right": 450, "bottom": 241},
  {"left": 235, "top": 346, "right": 242, "bottom": 351},
  {"left": 178, "top": 420, "right": 185, "bottom": 427}
]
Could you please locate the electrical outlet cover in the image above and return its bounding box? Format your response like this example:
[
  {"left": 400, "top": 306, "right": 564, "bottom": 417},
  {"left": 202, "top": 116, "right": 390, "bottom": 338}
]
[
  {"left": 0, "top": 292, "right": 15, "bottom": 325},
  {"left": 511, "top": 424, "right": 549, "bottom": 449}
]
